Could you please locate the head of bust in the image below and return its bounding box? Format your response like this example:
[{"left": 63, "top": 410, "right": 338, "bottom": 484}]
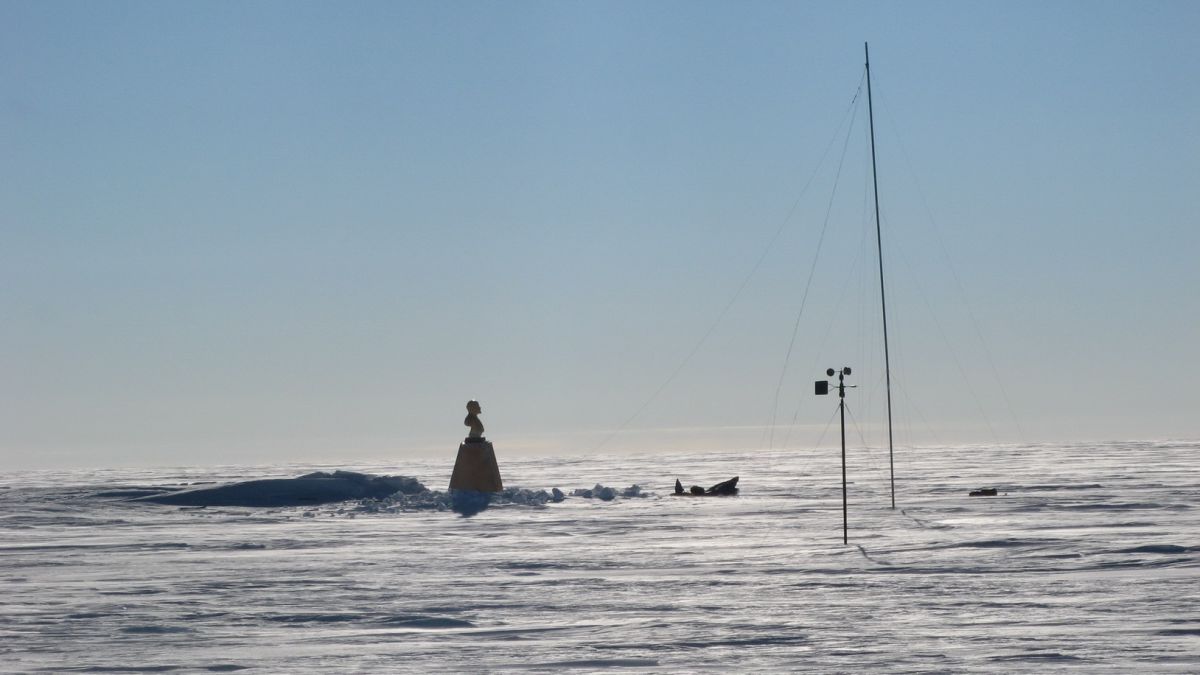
[{"left": 466, "top": 400, "right": 482, "bottom": 415}]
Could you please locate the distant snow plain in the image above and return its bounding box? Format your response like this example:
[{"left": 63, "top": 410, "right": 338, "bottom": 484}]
[{"left": 2, "top": 441, "right": 1197, "bottom": 672}]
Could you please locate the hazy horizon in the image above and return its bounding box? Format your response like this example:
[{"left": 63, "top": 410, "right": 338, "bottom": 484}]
[{"left": 4, "top": 1, "right": 1198, "bottom": 470}]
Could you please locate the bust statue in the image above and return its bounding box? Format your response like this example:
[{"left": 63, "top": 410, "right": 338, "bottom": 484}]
[
  {"left": 450, "top": 398, "right": 503, "bottom": 493},
  {"left": 464, "top": 400, "right": 485, "bottom": 439}
]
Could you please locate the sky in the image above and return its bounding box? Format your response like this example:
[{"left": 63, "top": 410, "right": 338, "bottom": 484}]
[{"left": 2, "top": 1, "right": 1198, "bottom": 469}]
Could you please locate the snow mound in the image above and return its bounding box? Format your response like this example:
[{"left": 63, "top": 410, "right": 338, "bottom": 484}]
[
  {"left": 132, "top": 468, "right": 650, "bottom": 513},
  {"left": 134, "top": 471, "right": 425, "bottom": 507}
]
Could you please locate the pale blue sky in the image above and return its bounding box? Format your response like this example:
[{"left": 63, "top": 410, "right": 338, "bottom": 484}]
[{"left": 3, "top": 1, "right": 1197, "bottom": 468}]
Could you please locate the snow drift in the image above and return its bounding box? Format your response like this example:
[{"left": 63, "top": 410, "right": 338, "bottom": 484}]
[{"left": 133, "top": 471, "right": 425, "bottom": 507}]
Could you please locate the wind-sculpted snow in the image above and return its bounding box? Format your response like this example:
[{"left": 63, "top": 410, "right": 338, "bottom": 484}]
[
  {"left": 572, "top": 483, "right": 646, "bottom": 499},
  {"left": 132, "top": 470, "right": 425, "bottom": 507},
  {"left": 351, "top": 482, "right": 648, "bottom": 517},
  {"left": 128, "top": 471, "right": 648, "bottom": 512},
  {"left": 2, "top": 441, "right": 1198, "bottom": 672},
  {"left": 354, "top": 486, "right": 565, "bottom": 515}
]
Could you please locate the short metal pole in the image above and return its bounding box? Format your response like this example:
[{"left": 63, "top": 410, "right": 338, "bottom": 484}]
[{"left": 839, "top": 372, "right": 848, "bottom": 545}]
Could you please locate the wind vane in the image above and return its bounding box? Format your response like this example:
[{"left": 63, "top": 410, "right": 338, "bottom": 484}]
[{"left": 816, "top": 367, "right": 854, "bottom": 545}]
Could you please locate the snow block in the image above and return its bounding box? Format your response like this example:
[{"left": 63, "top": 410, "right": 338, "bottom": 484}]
[{"left": 449, "top": 439, "right": 504, "bottom": 493}]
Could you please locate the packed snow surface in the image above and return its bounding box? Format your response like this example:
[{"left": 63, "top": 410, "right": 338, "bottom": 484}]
[{"left": 2, "top": 441, "right": 1198, "bottom": 672}]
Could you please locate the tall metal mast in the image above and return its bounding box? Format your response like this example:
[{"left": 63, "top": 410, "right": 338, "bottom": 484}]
[{"left": 865, "top": 42, "right": 896, "bottom": 509}]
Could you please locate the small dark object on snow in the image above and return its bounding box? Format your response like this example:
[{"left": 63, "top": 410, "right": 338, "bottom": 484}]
[
  {"left": 969, "top": 487, "right": 998, "bottom": 497},
  {"left": 673, "top": 476, "right": 739, "bottom": 497},
  {"left": 706, "top": 476, "right": 739, "bottom": 495}
]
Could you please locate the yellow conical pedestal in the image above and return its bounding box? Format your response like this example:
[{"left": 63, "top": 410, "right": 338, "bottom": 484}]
[{"left": 449, "top": 439, "right": 504, "bottom": 492}]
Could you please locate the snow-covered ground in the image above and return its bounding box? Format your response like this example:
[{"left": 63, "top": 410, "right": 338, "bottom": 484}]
[{"left": 2, "top": 441, "right": 1197, "bottom": 672}]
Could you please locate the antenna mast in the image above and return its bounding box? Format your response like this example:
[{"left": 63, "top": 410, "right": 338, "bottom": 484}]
[{"left": 865, "top": 42, "right": 896, "bottom": 509}]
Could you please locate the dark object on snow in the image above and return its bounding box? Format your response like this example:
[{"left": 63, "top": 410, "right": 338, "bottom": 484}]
[
  {"left": 134, "top": 471, "right": 426, "bottom": 507},
  {"left": 969, "top": 487, "right": 998, "bottom": 497},
  {"left": 673, "top": 476, "right": 739, "bottom": 497},
  {"left": 706, "top": 476, "right": 739, "bottom": 495},
  {"left": 449, "top": 439, "right": 504, "bottom": 493}
]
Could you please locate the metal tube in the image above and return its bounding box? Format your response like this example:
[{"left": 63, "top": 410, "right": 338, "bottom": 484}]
[
  {"left": 865, "top": 42, "right": 896, "bottom": 509},
  {"left": 840, "top": 371, "right": 848, "bottom": 545}
]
